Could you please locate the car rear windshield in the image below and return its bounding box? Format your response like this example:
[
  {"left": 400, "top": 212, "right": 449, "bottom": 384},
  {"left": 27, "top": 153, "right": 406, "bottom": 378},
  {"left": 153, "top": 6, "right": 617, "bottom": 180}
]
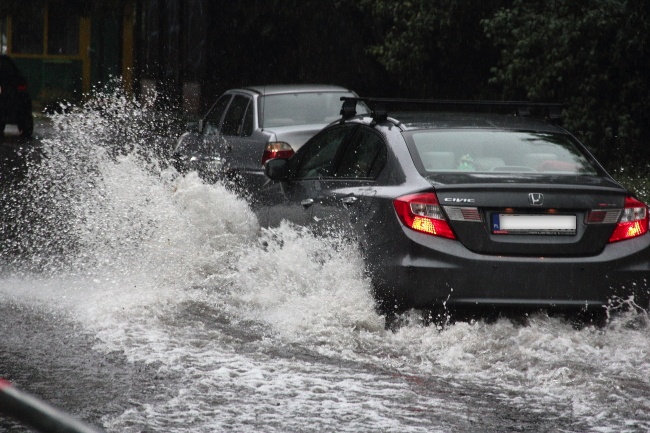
[
  {"left": 260, "top": 92, "right": 367, "bottom": 128},
  {"left": 404, "top": 130, "right": 599, "bottom": 175}
]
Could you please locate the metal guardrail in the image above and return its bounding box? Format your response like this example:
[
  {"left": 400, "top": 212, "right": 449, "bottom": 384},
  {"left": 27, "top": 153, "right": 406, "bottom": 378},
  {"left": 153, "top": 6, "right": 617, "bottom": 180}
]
[{"left": 0, "top": 378, "right": 105, "bottom": 433}]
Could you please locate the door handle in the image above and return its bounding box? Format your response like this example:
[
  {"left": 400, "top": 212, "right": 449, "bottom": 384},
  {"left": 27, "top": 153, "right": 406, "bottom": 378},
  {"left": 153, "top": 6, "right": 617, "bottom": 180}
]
[
  {"left": 301, "top": 198, "right": 314, "bottom": 208},
  {"left": 340, "top": 196, "right": 358, "bottom": 207}
]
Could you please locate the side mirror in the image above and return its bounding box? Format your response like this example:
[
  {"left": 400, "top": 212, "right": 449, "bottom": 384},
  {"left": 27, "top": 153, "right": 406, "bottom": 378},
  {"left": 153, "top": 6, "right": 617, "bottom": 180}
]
[{"left": 265, "top": 158, "right": 290, "bottom": 181}]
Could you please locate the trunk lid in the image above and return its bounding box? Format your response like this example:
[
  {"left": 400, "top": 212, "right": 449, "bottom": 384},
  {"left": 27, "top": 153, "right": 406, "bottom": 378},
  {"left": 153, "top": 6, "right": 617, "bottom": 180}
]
[
  {"left": 430, "top": 174, "right": 627, "bottom": 256},
  {"left": 266, "top": 124, "right": 330, "bottom": 152}
]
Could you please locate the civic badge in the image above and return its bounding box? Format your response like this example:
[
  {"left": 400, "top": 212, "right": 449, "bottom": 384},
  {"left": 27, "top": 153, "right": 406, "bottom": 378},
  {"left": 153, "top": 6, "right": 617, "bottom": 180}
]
[{"left": 529, "top": 193, "right": 544, "bottom": 206}]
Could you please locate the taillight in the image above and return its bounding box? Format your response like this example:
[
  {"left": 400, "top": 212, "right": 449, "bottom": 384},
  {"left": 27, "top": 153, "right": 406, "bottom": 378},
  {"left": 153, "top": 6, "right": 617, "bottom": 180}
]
[
  {"left": 393, "top": 193, "right": 456, "bottom": 239},
  {"left": 608, "top": 197, "right": 649, "bottom": 243},
  {"left": 17, "top": 84, "right": 28, "bottom": 92},
  {"left": 261, "top": 141, "right": 294, "bottom": 165}
]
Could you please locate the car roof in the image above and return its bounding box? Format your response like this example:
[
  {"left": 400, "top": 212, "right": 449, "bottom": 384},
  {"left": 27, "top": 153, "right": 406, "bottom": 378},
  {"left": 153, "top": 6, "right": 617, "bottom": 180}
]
[
  {"left": 239, "top": 84, "right": 353, "bottom": 96},
  {"left": 390, "top": 111, "right": 567, "bottom": 134},
  {"left": 339, "top": 98, "right": 567, "bottom": 134}
]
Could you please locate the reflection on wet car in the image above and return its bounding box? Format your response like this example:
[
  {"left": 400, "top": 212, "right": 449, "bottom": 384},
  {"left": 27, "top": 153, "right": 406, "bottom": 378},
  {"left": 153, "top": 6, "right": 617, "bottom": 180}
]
[{"left": 253, "top": 98, "right": 650, "bottom": 325}]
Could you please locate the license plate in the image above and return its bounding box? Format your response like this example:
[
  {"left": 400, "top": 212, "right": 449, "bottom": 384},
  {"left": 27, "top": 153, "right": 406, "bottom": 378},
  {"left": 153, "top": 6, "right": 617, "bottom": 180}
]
[{"left": 491, "top": 213, "right": 576, "bottom": 235}]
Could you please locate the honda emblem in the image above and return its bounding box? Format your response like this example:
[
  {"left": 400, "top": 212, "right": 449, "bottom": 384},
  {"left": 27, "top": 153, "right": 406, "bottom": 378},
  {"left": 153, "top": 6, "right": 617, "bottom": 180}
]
[{"left": 529, "top": 193, "right": 544, "bottom": 206}]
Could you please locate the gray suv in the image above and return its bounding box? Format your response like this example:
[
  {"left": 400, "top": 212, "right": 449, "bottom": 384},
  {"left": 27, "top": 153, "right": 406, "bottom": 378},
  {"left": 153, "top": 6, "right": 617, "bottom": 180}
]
[{"left": 172, "top": 84, "right": 366, "bottom": 192}]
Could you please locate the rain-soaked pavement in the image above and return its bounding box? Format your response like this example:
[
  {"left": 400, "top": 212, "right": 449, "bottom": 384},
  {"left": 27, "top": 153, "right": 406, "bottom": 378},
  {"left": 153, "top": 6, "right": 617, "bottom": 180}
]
[{"left": 1, "top": 95, "right": 650, "bottom": 433}]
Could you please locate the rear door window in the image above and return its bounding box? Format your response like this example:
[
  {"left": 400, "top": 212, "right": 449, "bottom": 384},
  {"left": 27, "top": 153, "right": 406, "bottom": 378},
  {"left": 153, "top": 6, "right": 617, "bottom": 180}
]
[
  {"left": 294, "top": 125, "right": 355, "bottom": 179},
  {"left": 335, "top": 127, "right": 387, "bottom": 179},
  {"left": 203, "top": 94, "right": 231, "bottom": 134},
  {"left": 221, "top": 95, "right": 251, "bottom": 136},
  {"left": 241, "top": 100, "right": 254, "bottom": 137}
]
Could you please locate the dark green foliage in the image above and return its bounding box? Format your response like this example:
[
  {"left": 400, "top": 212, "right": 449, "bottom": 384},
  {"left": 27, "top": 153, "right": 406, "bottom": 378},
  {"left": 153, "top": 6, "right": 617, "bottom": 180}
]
[
  {"left": 351, "top": 0, "right": 650, "bottom": 169},
  {"left": 4, "top": 0, "right": 650, "bottom": 169},
  {"left": 201, "top": 0, "right": 392, "bottom": 101},
  {"left": 358, "top": 0, "right": 504, "bottom": 98},
  {"left": 482, "top": 0, "right": 650, "bottom": 168}
]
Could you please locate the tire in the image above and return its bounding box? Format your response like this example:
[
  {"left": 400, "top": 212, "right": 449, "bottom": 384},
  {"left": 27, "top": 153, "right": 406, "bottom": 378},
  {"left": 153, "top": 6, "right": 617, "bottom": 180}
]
[
  {"left": 371, "top": 280, "right": 410, "bottom": 331},
  {"left": 17, "top": 113, "right": 34, "bottom": 138}
]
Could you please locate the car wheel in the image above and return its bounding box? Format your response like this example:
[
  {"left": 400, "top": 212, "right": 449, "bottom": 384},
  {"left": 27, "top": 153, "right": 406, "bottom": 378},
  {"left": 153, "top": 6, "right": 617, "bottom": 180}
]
[
  {"left": 17, "top": 114, "right": 34, "bottom": 138},
  {"left": 371, "top": 283, "right": 409, "bottom": 331}
]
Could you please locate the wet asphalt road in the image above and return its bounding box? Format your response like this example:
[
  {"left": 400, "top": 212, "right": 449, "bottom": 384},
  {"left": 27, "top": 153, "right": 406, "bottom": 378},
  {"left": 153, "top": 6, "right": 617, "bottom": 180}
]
[
  {"left": 0, "top": 302, "right": 574, "bottom": 433},
  {"left": 0, "top": 303, "right": 168, "bottom": 432},
  {"left": 1, "top": 120, "right": 129, "bottom": 431},
  {"left": 2, "top": 120, "right": 104, "bottom": 430}
]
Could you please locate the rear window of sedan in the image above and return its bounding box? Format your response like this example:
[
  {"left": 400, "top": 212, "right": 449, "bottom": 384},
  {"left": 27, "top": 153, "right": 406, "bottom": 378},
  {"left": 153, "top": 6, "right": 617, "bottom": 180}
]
[
  {"left": 260, "top": 92, "right": 368, "bottom": 127},
  {"left": 404, "top": 130, "right": 599, "bottom": 175}
]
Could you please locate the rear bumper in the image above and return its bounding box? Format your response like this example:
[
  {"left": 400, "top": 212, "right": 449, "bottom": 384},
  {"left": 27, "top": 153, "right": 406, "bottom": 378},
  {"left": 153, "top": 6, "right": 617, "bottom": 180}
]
[{"left": 370, "top": 229, "right": 650, "bottom": 311}]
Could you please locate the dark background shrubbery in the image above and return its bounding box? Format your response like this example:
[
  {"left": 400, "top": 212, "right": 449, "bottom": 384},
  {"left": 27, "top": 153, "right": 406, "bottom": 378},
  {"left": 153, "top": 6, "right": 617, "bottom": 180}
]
[
  {"left": 4, "top": 0, "right": 648, "bottom": 171},
  {"left": 195, "top": 0, "right": 649, "bottom": 170}
]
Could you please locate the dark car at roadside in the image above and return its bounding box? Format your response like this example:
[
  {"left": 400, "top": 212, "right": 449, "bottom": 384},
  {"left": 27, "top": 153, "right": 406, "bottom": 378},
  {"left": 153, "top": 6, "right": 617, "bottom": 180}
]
[
  {"left": 0, "top": 55, "right": 34, "bottom": 141},
  {"left": 253, "top": 98, "right": 650, "bottom": 325},
  {"left": 172, "top": 84, "right": 366, "bottom": 193}
]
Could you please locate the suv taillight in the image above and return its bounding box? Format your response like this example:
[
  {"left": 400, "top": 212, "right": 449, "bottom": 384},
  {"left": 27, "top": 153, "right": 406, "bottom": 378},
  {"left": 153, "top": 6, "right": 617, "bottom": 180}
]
[
  {"left": 261, "top": 142, "right": 294, "bottom": 165},
  {"left": 608, "top": 197, "right": 649, "bottom": 243},
  {"left": 393, "top": 193, "right": 456, "bottom": 239}
]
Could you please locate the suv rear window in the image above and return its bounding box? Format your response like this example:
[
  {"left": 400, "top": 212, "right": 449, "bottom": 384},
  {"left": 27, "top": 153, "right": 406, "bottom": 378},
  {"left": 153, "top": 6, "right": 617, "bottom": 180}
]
[{"left": 405, "top": 130, "right": 598, "bottom": 175}]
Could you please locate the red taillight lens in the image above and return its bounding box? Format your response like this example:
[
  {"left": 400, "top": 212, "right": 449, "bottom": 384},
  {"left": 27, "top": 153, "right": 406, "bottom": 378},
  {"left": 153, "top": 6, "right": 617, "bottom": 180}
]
[
  {"left": 261, "top": 141, "right": 294, "bottom": 165},
  {"left": 17, "top": 84, "right": 28, "bottom": 92},
  {"left": 393, "top": 193, "right": 456, "bottom": 239},
  {"left": 609, "top": 197, "right": 649, "bottom": 243}
]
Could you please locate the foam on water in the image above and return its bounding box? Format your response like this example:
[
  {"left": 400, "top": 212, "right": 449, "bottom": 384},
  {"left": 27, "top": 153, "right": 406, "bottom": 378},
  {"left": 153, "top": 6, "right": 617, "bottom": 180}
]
[{"left": 1, "top": 89, "right": 649, "bottom": 432}]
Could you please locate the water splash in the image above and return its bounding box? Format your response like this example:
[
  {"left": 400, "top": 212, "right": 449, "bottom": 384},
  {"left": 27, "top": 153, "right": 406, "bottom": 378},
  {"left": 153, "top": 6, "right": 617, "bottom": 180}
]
[{"left": 1, "top": 87, "right": 649, "bottom": 432}]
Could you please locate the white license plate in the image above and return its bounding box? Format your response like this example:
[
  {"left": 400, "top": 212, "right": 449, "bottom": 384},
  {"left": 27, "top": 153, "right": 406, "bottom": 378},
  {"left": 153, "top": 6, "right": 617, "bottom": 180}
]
[{"left": 492, "top": 214, "right": 576, "bottom": 235}]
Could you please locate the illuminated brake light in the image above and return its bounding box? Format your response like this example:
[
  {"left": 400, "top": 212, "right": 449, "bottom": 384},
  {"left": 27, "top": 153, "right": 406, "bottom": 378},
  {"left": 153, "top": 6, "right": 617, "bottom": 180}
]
[
  {"left": 261, "top": 141, "right": 294, "bottom": 165},
  {"left": 393, "top": 193, "right": 456, "bottom": 239},
  {"left": 608, "top": 197, "right": 649, "bottom": 243}
]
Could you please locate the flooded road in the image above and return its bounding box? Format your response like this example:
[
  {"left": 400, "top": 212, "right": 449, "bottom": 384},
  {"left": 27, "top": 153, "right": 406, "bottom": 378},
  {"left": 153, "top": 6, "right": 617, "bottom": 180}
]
[{"left": 1, "top": 93, "right": 650, "bottom": 432}]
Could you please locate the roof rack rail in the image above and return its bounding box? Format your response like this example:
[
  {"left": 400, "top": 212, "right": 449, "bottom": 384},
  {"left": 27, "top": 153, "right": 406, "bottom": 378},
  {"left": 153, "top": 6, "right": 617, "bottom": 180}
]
[{"left": 340, "top": 97, "right": 564, "bottom": 124}]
